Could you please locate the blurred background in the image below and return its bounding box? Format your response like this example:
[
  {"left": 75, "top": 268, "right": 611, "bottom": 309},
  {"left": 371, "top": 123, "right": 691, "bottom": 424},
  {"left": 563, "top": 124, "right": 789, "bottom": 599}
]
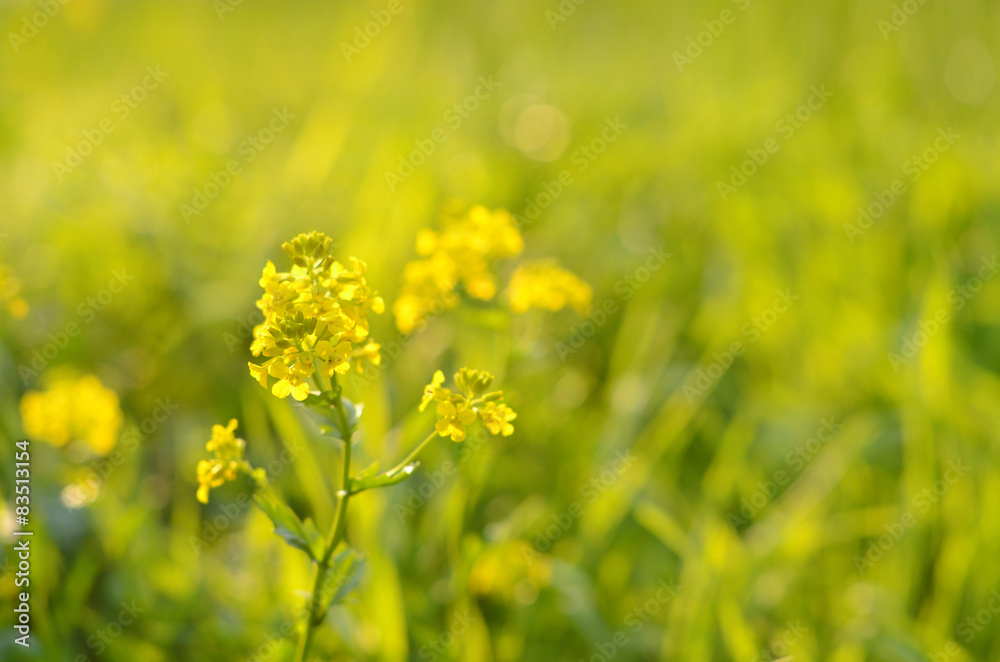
[{"left": 1, "top": 0, "right": 999, "bottom": 660}]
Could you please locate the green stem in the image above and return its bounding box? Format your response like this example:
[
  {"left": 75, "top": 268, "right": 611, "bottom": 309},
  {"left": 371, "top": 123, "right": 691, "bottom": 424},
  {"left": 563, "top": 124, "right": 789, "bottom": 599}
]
[
  {"left": 295, "top": 390, "right": 353, "bottom": 662},
  {"left": 387, "top": 430, "right": 438, "bottom": 477}
]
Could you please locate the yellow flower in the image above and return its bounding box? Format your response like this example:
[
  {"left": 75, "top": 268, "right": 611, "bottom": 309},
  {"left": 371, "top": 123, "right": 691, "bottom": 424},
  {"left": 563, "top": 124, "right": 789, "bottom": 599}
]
[
  {"left": 393, "top": 205, "right": 523, "bottom": 332},
  {"left": 455, "top": 367, "right": 494, "bottom": 396},
  {"left": 268, "top": 359, "right": 313, "bottom": 401},
  {"left": 435, "top": 400, "right": 477, "bottom": 442},
  {"left": 0, "top": 264, "right": 28, "bottom": 320},
  {"left": 479, "top": 402, "right": 517, "bottom": 436},
  {"left": 247, "top": 232, "right": 384, "bottom": 398},
  {"left": 421, "top": 367, "right": 517, "bottom": 441},
  {"left": 315, "top": 339, "right": 353, "bottom": 376},
  {"left": 469, "top": 541, "right": 552, "bottom": 603},
  {"left": 196, "top": 418, "right": 252, "bottom": 504},
  {"left": 507, "top": 260, "right": 592, "bottom": 315},
  {"left": 419, "top": 370, "right": 447, "bottom": 411},
  {"left": 352, "top": 341, "right": 382, "bottom": 373},
  {"left": 19, "top": 374, "right": 123, "bottom": 455}
]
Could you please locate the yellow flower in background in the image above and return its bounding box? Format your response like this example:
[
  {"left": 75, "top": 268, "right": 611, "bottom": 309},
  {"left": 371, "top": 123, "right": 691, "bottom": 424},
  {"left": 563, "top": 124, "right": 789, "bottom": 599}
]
[
  {"left": 393, "top": 205, "right": 524, "bottom": 333},
  {"left": 468, "top": 541, "right": 552, "bottom": 604},
  {"left": 19, "top": 374, "right": 122, "bottom": 455},
  {"left": 248, "top": 232, "right": 385, "bottom": 400},
  {"left": 352, "top": 341, "right": 381, "bottom": 373},
  {"left": 0, "top": 264, "right": 28, "bottom": 320},
  {"left": 196, "top": 418, "right": 251, "bottom": 504},
  {"left": 507, "top": 260, "right": 592, "bottom": 315},
  {"left": 421, "top": 368, "right": 517, "bottom": 441}
]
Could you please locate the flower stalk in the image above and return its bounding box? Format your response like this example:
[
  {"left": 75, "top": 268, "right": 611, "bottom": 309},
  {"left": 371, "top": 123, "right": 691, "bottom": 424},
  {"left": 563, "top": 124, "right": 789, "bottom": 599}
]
[{"left": 194, "top": 232, "right": 520, "bottom": 661}]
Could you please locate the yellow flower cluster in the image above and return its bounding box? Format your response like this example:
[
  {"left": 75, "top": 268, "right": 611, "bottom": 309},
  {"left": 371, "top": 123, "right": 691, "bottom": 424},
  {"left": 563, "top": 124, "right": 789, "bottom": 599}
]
[
  {"left": 507, "top": 260, "right": 593, "bottom": 314},
  {"left": 420, "top": 367, "right": 517, "bottom": 441},
  {"left": 20, "top": 374, "right": 122, "bottom": 455},
  {"left": 249, "top": 232, "right": 384, "bottom": 400},
  {"left": 393, "top": 205, "right": 524, "bottom": 333},
  {"left": 468, "top": 540, "right": 552, "bottom": 604},
  {"left": 0, "top": 264, "right": 28, "bottom": 319},
  {"left": 195, "top": 419, "right": 260, "bottom": 504}
]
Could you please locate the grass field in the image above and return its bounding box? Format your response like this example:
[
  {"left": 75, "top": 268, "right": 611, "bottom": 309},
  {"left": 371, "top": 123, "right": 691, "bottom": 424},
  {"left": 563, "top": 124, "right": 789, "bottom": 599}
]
[{"left": 1, "top": 0, "right": 1000, "bottom": 660}]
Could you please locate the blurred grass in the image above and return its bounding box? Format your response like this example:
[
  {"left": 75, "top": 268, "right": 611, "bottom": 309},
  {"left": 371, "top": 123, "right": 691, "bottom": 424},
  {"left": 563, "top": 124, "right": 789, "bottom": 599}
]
[{"left": 1, "top": 0, "right": 1000, "bottom": 660}]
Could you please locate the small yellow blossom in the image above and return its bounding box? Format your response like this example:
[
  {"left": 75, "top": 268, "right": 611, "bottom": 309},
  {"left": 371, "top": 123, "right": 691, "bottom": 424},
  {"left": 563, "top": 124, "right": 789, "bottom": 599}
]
[
  {"left": 435, "top": 400, "right": 478, "bottom": 441},
  {"left": 419, "top": 370, "right": 447, "bottom": 411},
  {"left": 248, "top": 232, "right": 384, "bottom": 399},
  {"left": 393, "top": 205, "right": 523, "bottom": 333},
  {"left": 507, "top": 260, "right": 592, "bottom": 315},
  {"left": 421, "top": 367, "right": 517, "bottom": 441},
  {"left": 20, "top": 374, "right": 123, "bottom": 455},
  {"left": 478, "top": 402, "right": 517, "bottom": 436},
  {"left": 196, "top": 419, "right": 252, "bottom": 504}
]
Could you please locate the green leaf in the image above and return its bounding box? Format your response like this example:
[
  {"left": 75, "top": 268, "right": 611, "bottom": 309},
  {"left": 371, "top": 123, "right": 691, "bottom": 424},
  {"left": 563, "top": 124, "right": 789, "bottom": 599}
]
[
  {"left": 252, "top": 486, "right": 325, "bottom": 561},
  {"left": 319, "top": 548, "right": 366, "bottom": 613},
  {"left": 348, "top": 462, "right": 418, "bottom": 494},
  {"left": 296, "top": 396, "right": 362, "bottom": 440}
]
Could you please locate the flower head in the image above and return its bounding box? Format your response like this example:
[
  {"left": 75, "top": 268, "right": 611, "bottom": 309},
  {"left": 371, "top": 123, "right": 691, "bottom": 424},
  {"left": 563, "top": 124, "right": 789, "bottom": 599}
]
[
  {"left": 393, "top": 205, "right": 523, "bottom": 333},
  {"left": 478, "top": 401, "right": 517, "bottom": 436},
  {"left": 19, "top": 374, "right": 123, "bottom": 455},
  {"left": 434, "top": 400, "right": 478, "bottom": 442},
  {"left": 196, "top": 418, "right": 252, "bottom": 504},
  {"left": 421, "top": 367, "right": 517, "bottom": 441},
  {"left": 507, "top": 260, "right": 592, "bottom": 315},
  {"left": 248, "top": 232, "right": 384, "bottom": 399}
]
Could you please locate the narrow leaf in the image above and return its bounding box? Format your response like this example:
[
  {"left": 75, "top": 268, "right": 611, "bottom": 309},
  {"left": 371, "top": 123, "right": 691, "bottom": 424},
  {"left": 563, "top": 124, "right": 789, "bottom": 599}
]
[{"left": 252, "top": 486, "right": 325, "bottom": 561}]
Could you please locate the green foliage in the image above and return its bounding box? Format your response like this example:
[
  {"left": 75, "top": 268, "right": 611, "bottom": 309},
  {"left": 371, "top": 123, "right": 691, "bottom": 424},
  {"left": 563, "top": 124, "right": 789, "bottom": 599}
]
[
  {"left": 0, "top": 0, "right": 998, "bottom": 661},
  {"left": 252, "top": 483, "right": 326, "bottom": 563}
]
